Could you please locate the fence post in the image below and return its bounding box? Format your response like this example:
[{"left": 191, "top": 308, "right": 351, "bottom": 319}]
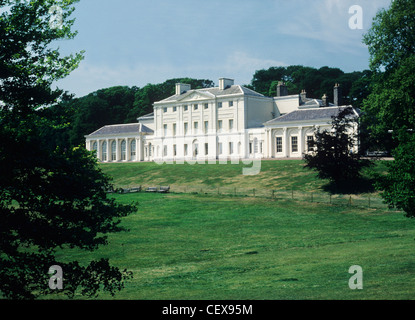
[
  {"left": 329, "top": 194, "right": 332, "bottom": 205},
  {"left": 272, "top": 190, "right": 275, "bottom": 199},
  {"left": 311, "top": 193, "right": 313, "bottom": 203},
  {"left": 253, "top": 188, "right": 256, "bottom": 197},
  {"left": 349, "top": 196, "right": 352, "bottom": 206},
  {"left": 368, "top": 196, "right": 371, "bottom": 208},
  {"left": 291, "top": 189, "right": 294, "bottom": 200}
]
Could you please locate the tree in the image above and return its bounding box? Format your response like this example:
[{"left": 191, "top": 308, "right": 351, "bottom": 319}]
[
  {"left": 69, "top": 86, "right": 137, "bottom": 146},
  {"left": 304, "top": 107, "right": 371, "bottom": 186},
  {"left": 361, "top": 0, "right": 415, "bottom": 217},
  {"left": 250, "top": 65, "right": 370, "bottom": 107},
  {"left": 0, "top": 0, "right": 136, "bottom": 299},
  {"left": 376, "top": 129, "right": 415, "bottom": 218},
  {"left": 361, "top": 0, "right": 415, "bottom": 149}
]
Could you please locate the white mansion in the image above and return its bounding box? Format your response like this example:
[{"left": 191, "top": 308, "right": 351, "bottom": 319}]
[{"left": 85, "top": 78, "right": 359, "bottom": 163}]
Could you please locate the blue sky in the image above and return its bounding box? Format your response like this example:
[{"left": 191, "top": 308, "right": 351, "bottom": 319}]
[{"left": 54, "top": 0, "right": 392, "bottom": 97}]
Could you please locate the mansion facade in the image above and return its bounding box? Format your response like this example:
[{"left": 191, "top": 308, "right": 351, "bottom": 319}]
[{"left": 85, "top": 78, "right": 359, "bottom": 163}]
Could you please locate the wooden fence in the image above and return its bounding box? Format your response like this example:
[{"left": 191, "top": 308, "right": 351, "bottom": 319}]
[{"left": 110, "top": 184, "right": 392, "bottom": 210}]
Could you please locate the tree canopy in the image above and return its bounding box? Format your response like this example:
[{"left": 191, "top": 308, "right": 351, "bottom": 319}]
[
  {"left": 361, "top": 0, "right": 415, "bottom": 217},
  {"left": 304, "top": 107, "right": 371, "bottom": 188},
  {"left": 249, "top": 65, "right": 371, "bottom": 109},
  {"left": 361, "top": 0, "right": 415, "bottom": 150},
  {"left": 0, "top": 0, "right": 136, "bottom": 299}
]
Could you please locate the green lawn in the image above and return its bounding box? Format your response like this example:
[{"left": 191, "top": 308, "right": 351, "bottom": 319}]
[
  {"left": 99, "top": 159, "right": 389, "bottom": 193},
  {"left": 51, "top": 190, "right": 415, "bottom": 300},
  {"left": 99, "top": 160, "right": 331, "bottom": 191}
]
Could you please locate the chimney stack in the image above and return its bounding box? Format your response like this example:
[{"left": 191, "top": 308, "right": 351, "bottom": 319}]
[
  {"left": 300, "top": 89, "right": 307, "bottom": 103},
  {"left": 175, "top": 83, "right": 191, "bottom": 95},
  {"left": 322, "top": 94, "right": 329, "bottom": 107},
  {"left": 276, "top": 81, "right": 288, "bottom": 97},
  {"left": 334, "top": 83, "right": 342, "bottom": 106},
  {"left": 219, "top": 78, "right": 234, "bottom": 90}
]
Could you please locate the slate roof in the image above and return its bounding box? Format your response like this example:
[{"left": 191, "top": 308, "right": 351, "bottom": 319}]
[
  {"left": 86, "top": 123, "right": 153, "bottom": 137},
  {"left": 137, "top": 112, "right": 154, "bottom": 119},
  {"left": 265, "top": 106, "right": 357, "bottom": 125},
  {"left": 158, "top": 85, "right": 265, "bottom": 103}
]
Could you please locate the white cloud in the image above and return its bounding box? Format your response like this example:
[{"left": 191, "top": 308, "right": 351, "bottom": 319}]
[
  {"left": 275, "top": 0, "right": 391, "bottom": 53},
  {"left": 222, "top": 51, "right": 287, "bottom": 84},
  {"left": 54, "top": 51, "right": 288, "bottom": 97},
  {"left": 54, "top": 61, "right": 180, "bottom": 97}
]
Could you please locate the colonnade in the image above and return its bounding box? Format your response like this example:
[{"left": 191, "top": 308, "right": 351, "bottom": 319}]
[{"left": 88, "top": 137, "right": 144, "bottom": 162}]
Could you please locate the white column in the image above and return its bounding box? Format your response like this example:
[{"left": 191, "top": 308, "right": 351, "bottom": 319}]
[
  {"left": 190, "top": 105, "right": 193, "bottom": 136},
  {"left": 283, "top": 128, "right": 288, "bottom": 158},
  {"left": 298, "top": 126, "right": 303, "bottom": 158},
  {"left": 96, "top": 140, "right": 101, "bottom": 161},
  {"left": 137, "top": 137, "right": 142, "bottom": 161},
  {"left": 126, "top": 138, "right": 130, "bottom": 161},
  {"left": 115, "top": 139, "right": 119, "bottom": 162},
  {"left": 106, "top": 138, "right": 109, "bottom": 162}
]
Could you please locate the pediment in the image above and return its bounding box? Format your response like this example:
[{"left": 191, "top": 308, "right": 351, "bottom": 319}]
[{"left": 177, "top": 90, "right": 215, "bottom": 102}]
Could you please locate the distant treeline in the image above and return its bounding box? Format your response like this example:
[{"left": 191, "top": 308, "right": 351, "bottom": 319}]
[{"left": 43, "top": 66, "right": 371, "bottom": 149}]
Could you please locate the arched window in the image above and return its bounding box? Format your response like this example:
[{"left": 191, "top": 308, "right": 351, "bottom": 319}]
[
  {"left": 111, "top": 141, "right": 116, "bottom": 161},
  {"left": 131, "top": 140, "right": 136, "bottom": 161},
  {"left": 121, "top": 140, "right": 126, "bottom": 160},
  {"left": 102, "top": 141, "right": 107, "bottom": 161}
]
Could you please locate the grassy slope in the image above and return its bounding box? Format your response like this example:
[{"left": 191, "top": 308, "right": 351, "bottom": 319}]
[
  {"left": 99, "top": 160, "right": 388, "bottom": 193},
  {"left": 52, "top": 191, "right": 415, "bottom": 300}
]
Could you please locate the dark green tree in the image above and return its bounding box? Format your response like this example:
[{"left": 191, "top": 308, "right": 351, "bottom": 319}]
[
  {"left": 69, "top": 86, "right": 137, "bottom": 146},
  {"left": 362, "top": 0, "right": 415, "bottom": 142},
  {"left": 0, "top": 0, "right": 135, "bottom": 299},
  {"left": 304, "top": 107, "right": 372, "bottom": 187},
  {"left": 376, "top": 129, "right": 415, "bottom": 218},
  {"left": 250, "top": 66, "right": 288, "bottom": 95},
  {"left": 362, "top": 0, "right": 415, "bottom": 217},
  {"left": 251, "top": 65, "right": 370, "bottom": 107}
]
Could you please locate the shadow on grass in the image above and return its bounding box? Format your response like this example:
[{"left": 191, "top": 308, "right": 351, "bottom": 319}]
[{"left": 322, "top": 176, "right": 376, "bottom": 195}]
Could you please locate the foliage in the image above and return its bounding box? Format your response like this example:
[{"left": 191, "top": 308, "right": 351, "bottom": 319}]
[
  {"left": 363, "top": 0, "right": 415, "bottom": 73},
  {"left": 361, "top": 55, "right": 415, "bottom": 151},
  {"left": 375, "top": 130, "right": 415, "bottom": 218},
  {"left": 361, "top": 0, "right": 415, "bottom": 148},
  {"left": 69, "top": 86, "right": 138, "bottom": 146},
  {"left": 46, "top": 78, "right": 215, "bottom": 147},
  {"left": 250, "top": 65, "right": 371, "bottom": 109},
  {"left": 361, "top": 0, "right": 415, "bottom": 217},
  {"left": 304, "top": 107, "right": 372, "bottom": 185},
  {"left": 0, "top": 0, "right": 136, "bottom": 299}
]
